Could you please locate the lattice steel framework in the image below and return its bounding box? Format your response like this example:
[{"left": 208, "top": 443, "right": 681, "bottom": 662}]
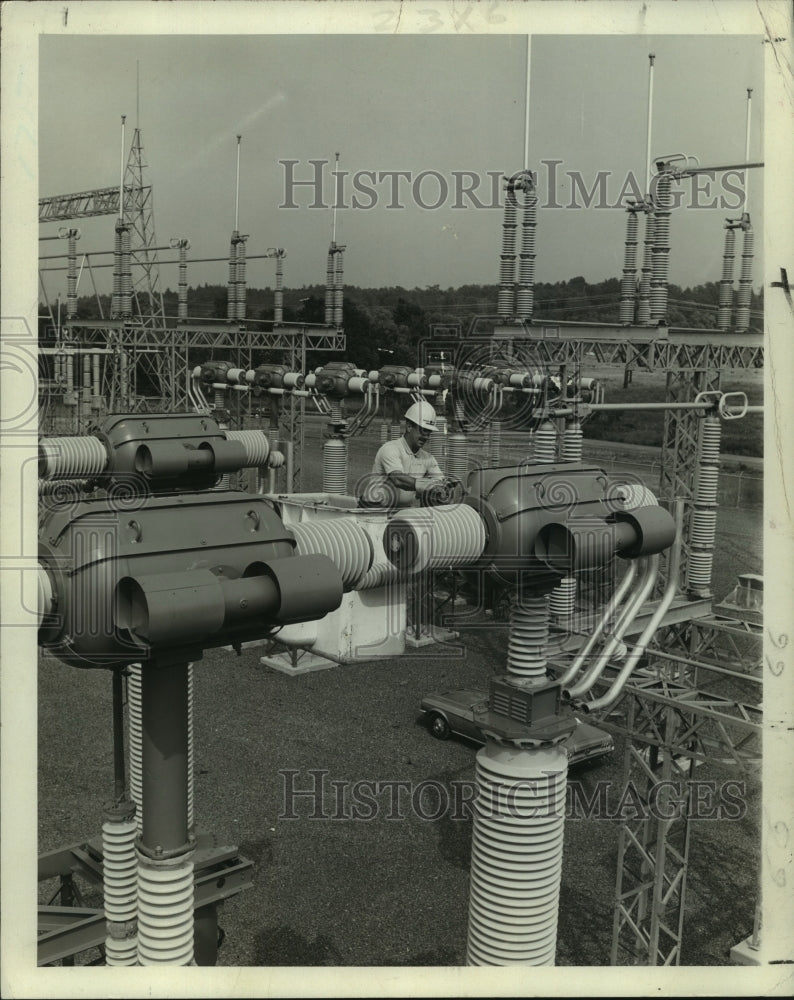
[{"left": 575, "top": 611, "right": 762, "bottom": 967}]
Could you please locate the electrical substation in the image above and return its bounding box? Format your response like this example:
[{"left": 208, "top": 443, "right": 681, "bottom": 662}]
[{"left": 33, "top": 52, "right": 769, "bottom": 972}]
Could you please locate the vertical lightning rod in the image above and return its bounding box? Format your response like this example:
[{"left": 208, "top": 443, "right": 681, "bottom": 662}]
[
  {"left": 645, "top": 54, "right": 655, "bottom": 195},
  {"left": 332, "top": 151, "right": 340, "bottom": 246},
  {"left": 523, "top": 35, "right": 531, "bottom": 169},
  {"left": 119, "top": 115, "right": 127, "bottom": 221},
  {"left": 235, "top": 135, "right": 242, "bottom": 233},
  {"left": 744, "top": 88, "right": 753, "bottom": 214}
]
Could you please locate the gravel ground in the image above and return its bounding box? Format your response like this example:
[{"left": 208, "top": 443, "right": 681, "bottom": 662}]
[{"left": 37, "top": 430, "right": 763, "bottom": 969}]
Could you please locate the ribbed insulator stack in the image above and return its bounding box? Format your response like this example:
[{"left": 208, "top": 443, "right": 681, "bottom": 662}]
[
  {"left": 39, "top": 434, "right": 107, "bottom": 479},
  {"left": 235, "top": 237, "right": 247, "bottom": 321},
  {"left": 290, "top": 519, "right": 373, "bottom": 590},
  {"left": 136, "top": 854, "right": 195, "bottom": 965},
  {"left": 112, "top": 225, "right": 123, "bottom": 318},
  {"left": 379, "top": 421, "right": 389, "bottom": 444},
  {"left": 717, "top": 225, "right": 737, "bottom": 330},
  {"left": 38, "top": 477, "right": 89, "bottom": 498},
  {"left": 322, "top": 438, "right": 348, "bottom": 494},
  {"left": 274, "top": 255, "right": 284, "bottom": 324},
  {"left": 82, "top": 354, "right": 92, "bottom": 402},
  {"left": 178, "top": 243, "right": 188, "bottom": 322},
  {"left": 488, "top": 420, "right": 502, "bottom": 464},
  {"left": 334, "top": 250, "right": 345, "bottom": 327},
  {"left": 637, "top": 210, "right": 655, "bottom": 326},
  {"left": 120, "top": 227, "right": 132, "bottom": 318},
  {"left": 118, "top": 352, "right": 129, "bottom": 407},
  {"left": 466, "top": 742, "right": 568, "bottom": 966},
  {"left": 619, "top": 209, "right": 639, "bottom": 323},
  {"left": 102, "top": 810, "right": 138, "bottom": 966},
  {"left": 212, "top": 388, "right": 226, "bottom": 413},
  {"left": 446, "top": 433, "right": 468, "bottom": 487},
  {"left": 390, "top": 422, "right": 402, "bottom": 441},
  {"left": 426, "top": 413, "right": 447, "bottom": 472},
  {"left": 735, "top": 226, "right": 754, "bottom": 332},
  {"left": 506, "top": 594, "right": 550, "bottom": 682},
  {"left": 65, "top": 355, "right": 75, "bottom": 397},
  {"left": 686, "top": 415, "right": 721, "bottom": 594},
  {"left": 227, "top": 234, "right": 238, "bottom": 320},
  {"left": 562, "top": 420, "right": 582, "bottom": 462},
  {"left": 533, "top": 421, "right": 557, "bottom": 464},
  {"left": 609, "top": 482, "right": 659, "bottom": 511},
  {"left": 328, "top": 400, "right": 344, "bottom": 425},
  {"left": 497, "top": 186, "right": 518, "bottom": 317},
  {"left": 225, "top": 429, "right": 270, "bottom": 467},
  {"left": 549, "top": 575, "right": 576, "bottom": 633},
  {"left": 325, "top": 249, "right": 335, "bottom": 325},
  {"left": 66, "top": 231, "right": 78, "bottom": 319},
  {"left": 516, "top": 179, "right": 538, "bottom": 319},
  {"left": 385, "top": 504, "right": 487, "bottom": 575},
  {"left": 650, "top": 174, "right": 673, "bottom": 323},
  {"left": 127, "top": 663, "right": 143, "bottom": 834}
]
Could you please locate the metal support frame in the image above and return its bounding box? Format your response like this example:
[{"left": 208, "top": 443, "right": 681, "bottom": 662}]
[{"left": 37, "top": 837, "right": 253, "bottom": 966}]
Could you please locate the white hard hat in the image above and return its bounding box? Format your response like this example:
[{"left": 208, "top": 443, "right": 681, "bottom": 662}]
[{"left": 404, "top": 400, "right": 437, "bottom": 432}]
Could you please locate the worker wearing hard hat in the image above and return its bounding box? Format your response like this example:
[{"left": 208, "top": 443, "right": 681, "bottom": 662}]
[{"left": 367, "top": 400, "right": 446, "bottom": 508}]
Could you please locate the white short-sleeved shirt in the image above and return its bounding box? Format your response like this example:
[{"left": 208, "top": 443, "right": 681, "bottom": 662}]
[{"left": 371, "top": 436, "right": 444, "bottom": 507}]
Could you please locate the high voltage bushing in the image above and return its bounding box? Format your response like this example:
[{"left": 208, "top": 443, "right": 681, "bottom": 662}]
[
  {"left": 39, "top": 434, "right": 107, "bottom": 479},
  {"left": 649, "top": 172, "right": 673, "bottom": 323},
  {"left": 735, "top": 223, "right": 754, "bottom": 332},
  {"left": 506, "top": 593, "right": 550, "bottom": 682},
  {"left": 289, "top": 519, "right": 374, "bottom": 591},
  {"left": 322, "top": 438, "right": 348, "bottom": 494},
  {"left": 636, "top": 207, "right": 655, "bottom": 326},
  {"left": 227, "top": 231, "right": 238, "bottom": 320},
  {"left": 120, "top": 227, "right": 132, "bottom": 317},
  {"left": 235, "top": 236, "right": 248, "bottom": 321},
  {"left": 619, "top": 207, "right": 639, "bottom": 324},
  {"left": 128, "top": 663, "right": 143, "bottom": 833},
  {"left": 65, "top": 228, "right": 80, "bottom": 319},
  {"left": 561, "top": 421, "right": 583, "bottom": 463},
  {"left": 549, "top": 575, "right": 576, "bottom": 630},
  {"left": 516, "top": 174, "right": 538, "bottom": 320},
  {"left": 497, "top": 179, "right": 518, "bottom": 317},
  {"left": 426, "top": 412, "right": 447, "bottom": 472},
  {"left": 325, "top": 247, "right": 335, "bottom": 325},
  {"left": 446, "top": 433, "right": 468, "bottom": 486},
  {"left": 533, "top": 421, "right": 557, "bottom": 463},
  {"left": 686, "top": 414, "right": 722, "bottom": 596},
  {"left": 466, "top": 743, "right": 568, "bottom": 966},
  {"left": 102, "top": 800, "right": 138, "bottom": 966},
  {"left": 383, "top": 504, "right": 486, "bottom": 575},
  {"left": 718, "top": 223, "right": 739, "bottom": 330}
]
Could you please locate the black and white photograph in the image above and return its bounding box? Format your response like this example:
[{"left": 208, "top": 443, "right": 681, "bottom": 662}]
[{"left": 1, "top": 1, "right": 793, "bottom": 996}]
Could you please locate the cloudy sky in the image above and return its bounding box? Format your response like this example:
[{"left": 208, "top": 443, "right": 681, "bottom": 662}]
[{"left": 35, "top": 9, "right": 768, "bottom": 300}]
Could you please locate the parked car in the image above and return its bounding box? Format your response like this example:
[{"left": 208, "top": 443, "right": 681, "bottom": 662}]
[{"left": 419, "top": 689, "right": 614, "bottom": 767}]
